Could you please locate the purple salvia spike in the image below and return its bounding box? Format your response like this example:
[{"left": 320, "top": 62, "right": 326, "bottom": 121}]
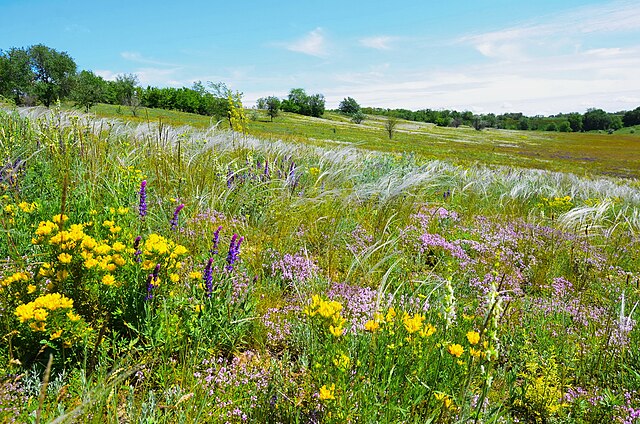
[{"left": 139, "top": 180, "right": 147, "bottom": 218}]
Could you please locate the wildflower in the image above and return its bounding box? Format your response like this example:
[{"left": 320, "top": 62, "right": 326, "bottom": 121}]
[
  {"left": 194, "top": 304, "right": 203, "bottom": 313},
  {"left": 203, "top": 258, "right": 214, "bottom": 297},
  {"left": 50, "top": 329, "right": 62, "bottom": 340},
  {"left": 133, "top": 236, "right": 142, "bottom": 262},
  {"left": 170, "top": 203, "right": 184, "bottom": 230},
  {"left": 225, "top": 234, "right": 244, "bottom": 272},
  {"left": 364, "top": 320, "right": 380, "bottom": 332},
  {"left": 434, "top": 392, "right": 455, "bottom": 410},
  {"left": 27, "top": 284, "right": 36, "bottom": 294},
  {"left": 466, "top": 331, "right": 480, "bottom": 345},
  {"left": 385, "top": 307, "right": 396, "bottom": 322},
  {"left": 319, "top": 384, "right": 336, "bottom": 401},
  {"left": 329, "top": 325, "right": 344, "bottom": 337},
  {"left": 333, "top": 353, "right": 350, "bottom": 370},
  {"left": 102, "top": 274, "right": 116, "bottom": 286},
  {"left": 139, "top": 180, "right": 147, "bottom": 218},
  {"left": 447, "top": 344, "right": 464, "bottom": 358},
  {"left": 420, "top": 323, "right": 436, "bottom": 338},
  {"left": 169, "top": 273, "right": 180, "bottom": 283},
  {"left": 402, "top": 313, "right": 425, "bottom": 334},
  {"left": 210, "top": 225, "right": 222, "bottom": 255}
]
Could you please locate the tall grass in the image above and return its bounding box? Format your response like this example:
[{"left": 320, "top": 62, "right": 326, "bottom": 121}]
[{"left": 1, "top": 106, "right": 639, "bottom": 423}]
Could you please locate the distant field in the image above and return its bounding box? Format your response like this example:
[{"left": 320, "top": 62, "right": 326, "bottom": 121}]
[{"left": 88, "top": 103, "right": 640, "bottom": 179}]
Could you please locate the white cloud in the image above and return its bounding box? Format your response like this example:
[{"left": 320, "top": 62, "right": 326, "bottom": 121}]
[
  {"left": 285, "top": 28, "right": 328, "bottom": 57},
  {"left": 121, "top": 51, "right": 179, "bottom": 67},
  {"left": 94, "top": 70, "right": 118, "bottom": 81},
  {"left": 359, "top": 36, "right": 395, "bottom": 50},
  {"left": 461, "top": 1, "right": 640, "bottom": 59}
]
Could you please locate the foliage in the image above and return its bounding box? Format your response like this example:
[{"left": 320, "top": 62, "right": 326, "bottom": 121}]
[
  {"left": 71, "top": 70, "right": 106, "bottom": 112},
  {"left": 385, "top": 115, "right": 398, "bottom": 139},
  {"left": 338, "top": 97, "right": 361, "bottom": 115},
  {"left": 281, "top": 88, "right": 326, "bottom": 118},
  {"left": 28, "top": 44, "right": 77, "bottom": 107}
]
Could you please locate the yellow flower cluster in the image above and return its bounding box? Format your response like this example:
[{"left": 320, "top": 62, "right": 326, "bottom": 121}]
[
  {"left": 364, "top": 308, "right": 436, "bottom": 339},
  {"left": 15, "top": 293, "right": 74, "bottom": 331},
  {"left": 304, "top": 295, "right": 347, "bottom": 337},
  {"left": 539, "top": 195, "right": 573, "bottom": 211},
  {"left": 319, "top": 383, "right": 336, "bottom": 401},
  {"left": 0, "top": 271, "right": 30, "bottom": 289}
]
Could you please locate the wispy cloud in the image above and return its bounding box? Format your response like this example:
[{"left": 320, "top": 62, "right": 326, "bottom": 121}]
[
  {"left": 359, "top": 36, "right": 396, "bottom": 50},
  {"left": 284, "top": 28, "right": 329, "bottom": 57},
  {"left": 461, "top": 1, "right": 640, "bottom": 60}
]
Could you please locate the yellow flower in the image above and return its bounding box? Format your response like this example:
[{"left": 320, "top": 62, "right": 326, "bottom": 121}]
[
  {"left": 364, "top": 320, "right": 380, "bottom": 332},
  {"left": 112, "top": 241, "right": 126, "bottom": 252},
  {"left": 58, "top": 252, "right": 73, "bottom": 264},
  {"left": 333, "top": 353, "right": 350, "bottom": 370},
  {"left": 402, "top": 313, "right": 425, "bottom": 334},
  {"left": 194, "top": 304, "right": 203, "bottom": 313},
  {"left": 117, "top": 207, "right": 129, "bottom": 215},
  {"left": 385, "top": 307, "right": 396, "bottom": 322},
  {"left": 27, "top": 284, "right": 36, "bottom": 294},
  {"left": 466, "top": 331, "right": 480, "bottom": 345},
  {"left": 319, "top": 384, "right": 336, "bottom": 401},
  {"left": 173, "top": 245, "right": 188, "bottom": 255},
  {"left": 420, "top": 323, "right": 436, "bottom": 338},
  {"left": 329, "top": 325, "right": 344, "bottom": 337},
  {"left": 169, "top": 273, "right": 180, "bottom": 283},
  {"left": 67, "top": 311, "right": 81, "bottom": 321},
  {"left": 102, "top": 274, "right": 116, "bottom": 286},
  {"left": 189, "top": 271, "right": 202, "bottom": 279},
  {"left": 52, "top": 214, "right": 69, "bottom": 224},
  {"left": 50, "top": 329, "right": 62, "bottom": 340},
  {"left": 447, "top": 344, "right": 464, "bottom": 358}
]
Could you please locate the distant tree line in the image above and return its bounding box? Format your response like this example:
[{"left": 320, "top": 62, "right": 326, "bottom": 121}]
[
  {"left": 2, "top": 44, "right": 639, "bottom": 132},
  {"left": 361, "top": 106, "right": 638, "bottom": 132}
]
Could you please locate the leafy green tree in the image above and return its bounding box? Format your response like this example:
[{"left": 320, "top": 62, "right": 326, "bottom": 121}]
[
  {"left": 0, "top": 47, "right": 34, "bottom": 104},
  {"left": 338, "top": 97, "right": 361, "bottom": 115},
  {"left": 558, "top": 121, "right": 571, "bottom": 132},
  {"left": 71, "top": 70, "right": 106, "bottom": 112},
  {"left": 264, "top": 96, "right": 281, "bottom": 122},
  {"left": 28, "top": 44, "right": 77, "bottom": 107},
  {"left": 622, "top": 107, "right": 640, "bottom": 127},
  {"left": 567, "top": 113, "right": 583, "bottom": 132},
  {"left": 545, "top": 122, "right": 558, "bottom": 131},
  {"left": 351, "top": 110, "right": 365, "bottom": 124},
  {"left": 610, "top": 115, "right": 623, "bottom": 131},
  {"left": 518, "top": 117, "right": 530, "bottom": 130},
  {"left": 308, "top": 94, "right": 325, "bottom": 118},
  {"left": 583, "top": 108, "right": 612, "bottom": 131}
]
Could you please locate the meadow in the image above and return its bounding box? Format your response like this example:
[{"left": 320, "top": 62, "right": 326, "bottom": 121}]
[{"left": 1, "top": 104, "right": 640, "bottom": 423}]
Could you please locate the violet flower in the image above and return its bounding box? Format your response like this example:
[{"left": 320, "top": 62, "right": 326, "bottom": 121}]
[
  {"left": 170, "top": 203, "right": 185, "bottom": 231},
  {"left": 134, "top": 236, "right": 142, "bottom": 262},
  {"left": 226, "top": 234, "right": 244, "bottom": 272},
  {"left": 204, "top": 257, "right": 214, "bottom": 297},
  {"left": 139, "top": 180, "right": 147, "bottom": 218},
  {"left": 210, "top": 225, "right": 222, "bottom": 255}
]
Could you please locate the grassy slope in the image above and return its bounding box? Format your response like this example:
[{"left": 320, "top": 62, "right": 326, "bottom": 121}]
[{"left": 88, "top": 103, "right": 640, "bottom": 178}]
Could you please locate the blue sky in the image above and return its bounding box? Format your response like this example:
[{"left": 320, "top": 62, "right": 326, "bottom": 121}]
[{"left": 1, "top": 0, "right": 639, "bottom": 114}]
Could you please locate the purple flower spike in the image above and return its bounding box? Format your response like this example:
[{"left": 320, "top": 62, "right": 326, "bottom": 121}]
[
  {"left": 225, "top": 234, "right": 243, "bottom": 272},
  {"left": 210, "top": 225, "right": 223, "bottom": 255},
  {"left": 170, "top": 203, "right": 185, "bottom": 231},
  {"left": 204, "top": 257, "right": 214, "bottom": 297},
  {"left": 145, "top": 274, "right": 155, "bottom": 301},
  {"left": 139, "top": 180, "right": 147, "bottom": 218},
  {"left": 134, "top": 236, "right": 142, "bottom": 262}
]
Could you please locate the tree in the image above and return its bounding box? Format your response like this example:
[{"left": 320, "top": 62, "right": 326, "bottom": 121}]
[
  {"left": 71, "top": 70, "right": 105, "bottom": 112},
  {"left": 622, "top": 107, "right": 640, "bottom": 127},
  {"left": 567, "top": 113, "right": 583, "bottom": 132},
  {"left": 0, "top": 47, "right": 34, "bottom": 104},
  {"left": 351, "top": 110, "right": 365, "bottom": 124},
  {"left": 308, "top": 94, "right": 325, "bottom": 118},
  {"left": 583, "top": 108, "right": 612, "bottom": 131},
  {"left": 280, "top": 88, "right": 325, "bottom": 117},
  {"left": 472, "top": 115, "right": 486, "bottom": 131},
  {"left": 545, "top": 122, "right": 558, "bottom": 131},
  {"left": 338, "top": 97, "right": 360, "bottom": 115},
  {"left": 385, "top": 116, "right": 398, "bottom": 139},
  {"left": 28, "top": 44, "right": 77, "bottom": 107},
  {"left": 558, "top": 121, "right": 571, "bottom": 132},
  {"left": 264, "top": 96, "right": 281, "bottom": 122}
]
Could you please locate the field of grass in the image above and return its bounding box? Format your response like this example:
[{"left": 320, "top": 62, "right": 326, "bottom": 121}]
[
  {"left": 87, "top": 103, "right": 640, "bottom": 179},
  {"left": 1, "top": 105, "right": 640, "bottom": 423}
]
